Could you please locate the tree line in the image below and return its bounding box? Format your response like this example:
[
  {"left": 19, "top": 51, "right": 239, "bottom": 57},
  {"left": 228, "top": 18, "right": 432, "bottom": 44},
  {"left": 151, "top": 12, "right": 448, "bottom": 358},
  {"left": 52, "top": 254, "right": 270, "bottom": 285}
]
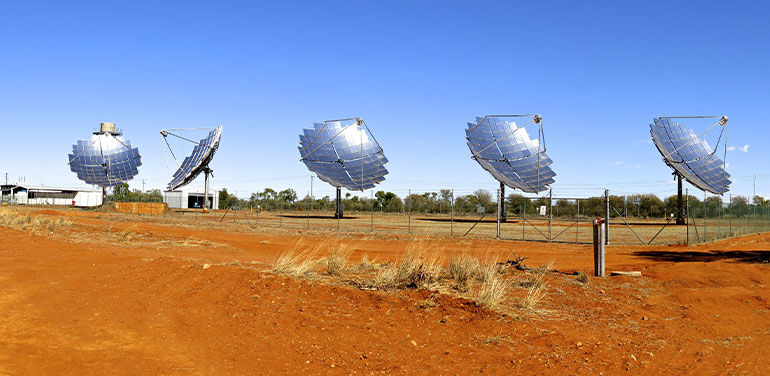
[
  {"left": 217, "top": 187, "right": 770, "bottom": 219},
  {"left": 108, "top": 182, "right": 769, "bottom": 219}
]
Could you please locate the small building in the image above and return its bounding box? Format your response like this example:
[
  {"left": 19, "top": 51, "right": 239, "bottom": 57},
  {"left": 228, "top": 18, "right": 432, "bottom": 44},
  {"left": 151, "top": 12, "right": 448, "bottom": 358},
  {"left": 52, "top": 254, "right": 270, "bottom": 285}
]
[
  {"left": 164, "top": 185, "right": 219, "bottom": 210},
  {"left": 0, "top": 184, "right": 103, "bottom": 207}
]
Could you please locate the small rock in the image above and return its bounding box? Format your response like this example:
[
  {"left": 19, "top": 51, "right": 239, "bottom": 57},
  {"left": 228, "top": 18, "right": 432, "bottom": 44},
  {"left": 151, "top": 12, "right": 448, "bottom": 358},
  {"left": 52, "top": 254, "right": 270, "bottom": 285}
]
[
  {"left": 410, "top": 340, "right": 417, "bottom": 346},
  {"left": 630, "top": 354, "right": 637, "bottom": 362},
  {"left": 202, "top": 264, "right": 211, "bottom": 270},
  {"left": 576, "top": 342, "right": 583, "bottom": 347},
  {"left": 641, "top": 316, "right": 648, "bottom": 321}
]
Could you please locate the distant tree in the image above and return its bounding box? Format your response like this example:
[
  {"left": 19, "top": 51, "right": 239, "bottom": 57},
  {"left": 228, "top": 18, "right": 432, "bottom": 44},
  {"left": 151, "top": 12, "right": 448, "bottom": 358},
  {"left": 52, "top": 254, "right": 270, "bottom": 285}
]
[
  {"left": 278, "top": 188, "right": 297, "bottom": 203},
  {"left": 109, "top": 183, "right": 132, "bottom": 202}
]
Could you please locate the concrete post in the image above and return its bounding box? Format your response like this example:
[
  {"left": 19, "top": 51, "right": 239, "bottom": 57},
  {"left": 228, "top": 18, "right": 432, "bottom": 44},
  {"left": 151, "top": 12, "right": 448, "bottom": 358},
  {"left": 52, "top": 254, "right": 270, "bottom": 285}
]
[{"left": 593, "top": 218, "right": 605, "bottom": 277}]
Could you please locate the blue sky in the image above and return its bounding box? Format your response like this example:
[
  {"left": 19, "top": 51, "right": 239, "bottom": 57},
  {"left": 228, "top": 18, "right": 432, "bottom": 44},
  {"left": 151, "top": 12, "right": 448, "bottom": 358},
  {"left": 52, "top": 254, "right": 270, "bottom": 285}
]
[{"left": 1, "top": 1, "right": 768, "bottom": 200}]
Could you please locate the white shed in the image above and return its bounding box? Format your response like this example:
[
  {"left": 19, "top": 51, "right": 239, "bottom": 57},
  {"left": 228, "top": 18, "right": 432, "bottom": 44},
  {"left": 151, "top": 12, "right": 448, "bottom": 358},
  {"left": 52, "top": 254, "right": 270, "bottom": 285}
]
[
  {"left": 164, "top": 185, "right": 219, "bottom": 210},
  {"left": 0, "top": 184, "right": 103, "bottom": 207}
]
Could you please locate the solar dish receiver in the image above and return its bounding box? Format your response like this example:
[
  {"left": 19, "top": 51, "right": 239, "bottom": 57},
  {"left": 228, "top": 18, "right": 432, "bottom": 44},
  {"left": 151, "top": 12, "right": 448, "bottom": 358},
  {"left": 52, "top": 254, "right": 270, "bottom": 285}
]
[
  {"left": 465, "top": 115, "right": 556, "bottom": 222},
  {"left": 161, "top": 126, "right": 223, "bottom": 212},
  {"left": 68, "top": 122, "right": 142, "bottom": 198},
  {"left": 650, "top": 116, "right": 730, "bottom": 225},
  {"left": 299, "top": 118, "right": 388, "bottom": 218}
]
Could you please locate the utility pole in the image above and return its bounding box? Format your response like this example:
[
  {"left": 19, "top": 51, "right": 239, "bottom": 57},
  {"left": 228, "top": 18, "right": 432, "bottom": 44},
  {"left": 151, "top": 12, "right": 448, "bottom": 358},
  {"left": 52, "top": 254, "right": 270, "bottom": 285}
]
[
  {"left": 142, "top": 179, "right": 146, "bottom": 193},
  {"left": 4, "top": 173, "right": 7, "bottom": 185}
]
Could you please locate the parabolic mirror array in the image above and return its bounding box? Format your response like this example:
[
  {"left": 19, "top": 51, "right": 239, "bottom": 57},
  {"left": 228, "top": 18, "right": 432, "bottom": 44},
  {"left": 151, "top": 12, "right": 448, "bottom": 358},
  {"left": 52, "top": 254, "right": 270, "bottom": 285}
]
[
  {"left": 650, "top": 118, "right": 730, "bottom": 195},
  {"left": 299, "top": 119, "right": 388, "bottom": 191},
  {"left": 466, "top": 116, "right": 555, "bottom": 193},
  {"left": 68, "top": 124, "right": 142, "bottom": 187},
  {"left": 167, "top": 126, "right": 223, "bottom": 190}
]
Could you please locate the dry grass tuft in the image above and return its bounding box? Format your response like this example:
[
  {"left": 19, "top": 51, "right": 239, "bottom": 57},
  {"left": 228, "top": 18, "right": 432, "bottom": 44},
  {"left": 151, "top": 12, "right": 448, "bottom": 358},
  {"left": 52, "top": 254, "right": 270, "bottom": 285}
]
[
  {"left": 374, "top": 241, "right": 443, "bottom": 289},
  {"left": 447, "top": 254, "right": 480, "bottom": 288},
  {"left": 518, "top": 272, "right": 546, "bottom": 289},
  {"left": 358, "top": 253, "right": 376, "bottom": 269},
  {"left": 519, "top": 282, "right": 547, "bottom": 312},
  {"left": 478, "top": 258, "right": 502, "bottom": 283},
  {"left": 476, "top": 272, "right": 510, "bottom": 310},
  {"left": 326, "top": 244, "right": 353, "bottom": 276},
  {"left": 0, "top": 211, "right": 74, "bottom": 232},
  {"left": 272, "top": 239, "right": 323, "bottom": 278},
  {"left": 534, "top": 259, "right": 555, "bottom": 275},
  {"left": 575, "top": 272, "right": 589, "bottom": 284}
]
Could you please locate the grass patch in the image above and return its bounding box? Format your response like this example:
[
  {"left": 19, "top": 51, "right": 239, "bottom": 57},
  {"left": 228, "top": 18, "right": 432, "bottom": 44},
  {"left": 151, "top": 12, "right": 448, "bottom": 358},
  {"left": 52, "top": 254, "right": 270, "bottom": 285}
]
[
  {"left": 447, "top": 253, "right": 480, "bottom": 289},
  {"left": 326, "top": 244, "right": 353, "bottom": 276},
  {"left": 373, "top": 241, "right": 443, "bottom": 289},
  {"left": 0, "top": 211, "right": 74, "bottom": 232},
  {"left": 476, "top": 272, "right": 510, "bottom": 310},
  {"left": 272, "top": 239, "right": 324, "bottom": 278}
]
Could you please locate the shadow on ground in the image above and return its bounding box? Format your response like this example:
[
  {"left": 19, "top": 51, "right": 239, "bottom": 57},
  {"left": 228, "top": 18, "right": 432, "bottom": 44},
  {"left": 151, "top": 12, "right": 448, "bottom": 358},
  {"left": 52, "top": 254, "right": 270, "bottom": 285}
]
[
  {"left": 279, "top": 214, "right": 359, "bottom": 220},
  {"left": 634, "top": 250, "right": 770, "bottom": 264}
]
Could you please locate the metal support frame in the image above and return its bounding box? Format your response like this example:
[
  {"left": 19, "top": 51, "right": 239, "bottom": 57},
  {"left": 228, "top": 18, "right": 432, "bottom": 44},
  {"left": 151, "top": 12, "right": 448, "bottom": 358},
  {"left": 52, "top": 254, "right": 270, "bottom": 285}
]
[
  {"left": 335, "top": 187, "right": 343, "bottom": 219},
  {"left": 499, "top": 182, "right": 507, "bottom": 223},
  {"left": 676, "top": 173, "right": 686, "bottom": 225},
  {"left": 203, "top": 167, "right": 212, "bottom": 213},
  {"left": 496, "top": 188, "right": 502, "bottom": 239}
]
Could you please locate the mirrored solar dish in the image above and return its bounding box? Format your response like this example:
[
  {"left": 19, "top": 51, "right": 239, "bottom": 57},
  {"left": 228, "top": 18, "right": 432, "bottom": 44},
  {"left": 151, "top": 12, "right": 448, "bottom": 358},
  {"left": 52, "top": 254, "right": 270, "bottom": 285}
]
[
  {"left": 167, "top": 126, "right": 223, "bottom": 190},
  {"left": 298, "top": 119, "right": 388, "bottom": 191},
  {"left": 466, "top": 116, "right": 555, "bottom": 193},
  {"left": 650, "top": 118, "right": 730, "bottom": 194},
  {"left": 68, "top": 134, "right": 142, "bottom": 187}
]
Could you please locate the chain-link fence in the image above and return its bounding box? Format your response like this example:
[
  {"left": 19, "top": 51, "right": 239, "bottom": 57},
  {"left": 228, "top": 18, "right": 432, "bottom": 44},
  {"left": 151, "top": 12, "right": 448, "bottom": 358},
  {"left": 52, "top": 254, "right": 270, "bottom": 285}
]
[{"left": 169, "top": 188, "right": 769, "bottom": 245}]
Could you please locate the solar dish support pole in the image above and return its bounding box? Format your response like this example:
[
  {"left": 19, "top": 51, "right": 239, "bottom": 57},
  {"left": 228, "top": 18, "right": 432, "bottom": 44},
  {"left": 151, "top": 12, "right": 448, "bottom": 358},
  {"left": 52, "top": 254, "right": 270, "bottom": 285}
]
[
  {"left": 203, "top": 167, "right": 212, "bottom": 213},
  {"left": 335, "top": 187, "right": 343, "bottom": 219},
  {"left": 496, "top": 188, "right": 501, "bottom": 239},
  {"left": 686, "top": 189, "right": 690, "bottom": 244},
  {"left": 604, "top": 189, "right": 610, "bottom": 245},
  {"left": 499, "top": 182, "right": 507, "bottom": 223},
  {"left": 676, "top": 173, "right": 685, "bottom": 225}
]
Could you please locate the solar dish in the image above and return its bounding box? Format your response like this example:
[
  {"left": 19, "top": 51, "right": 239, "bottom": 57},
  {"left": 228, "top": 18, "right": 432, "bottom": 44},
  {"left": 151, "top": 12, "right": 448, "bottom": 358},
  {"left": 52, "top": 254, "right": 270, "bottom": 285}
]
[
  {"left": 163, "top": 126, "right": 223, "bottom": 191},
  {"left": 650, "top": 117, "right": 730, "bottom": 195},
  {"left": 68, "top": 122, "right": 142, "bottom": 187},
  {"left": 466, "top": 115, "right": 555, "bottom": 193},
  {"left": 298, "top": 118, "right": 388, "bottom": 191}
]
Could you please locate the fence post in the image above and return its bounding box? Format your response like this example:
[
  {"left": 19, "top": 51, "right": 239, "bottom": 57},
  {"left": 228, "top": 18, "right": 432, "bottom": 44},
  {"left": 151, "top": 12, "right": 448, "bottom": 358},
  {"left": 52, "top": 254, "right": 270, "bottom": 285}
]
[
  {"left": 280, "top": 202, "right": 283, "bottom": 228},
  {"left": 548, "top": 188, "right": 553, "bottom": 242},
  {"left": 576, "top": 199, "right": 580, "bottom": 244},
  {"left": 450, "top": 189, "right": 454, "bottom": 236},
  {"left": 408, "top": 189, "right": 411, "bottom": 235},
  {"left": 604, "top": 189, "right": 610, "bottom": 245},
  {"left": 593, "top": 218, "right": 605, "bottom": 277}
]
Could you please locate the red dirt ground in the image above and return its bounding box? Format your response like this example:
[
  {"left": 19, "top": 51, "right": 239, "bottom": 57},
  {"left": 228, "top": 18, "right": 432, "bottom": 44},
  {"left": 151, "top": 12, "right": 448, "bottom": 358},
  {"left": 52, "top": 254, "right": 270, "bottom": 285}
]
[{"left": 1, "top": 208, "right": 769, "bottom": 375}]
